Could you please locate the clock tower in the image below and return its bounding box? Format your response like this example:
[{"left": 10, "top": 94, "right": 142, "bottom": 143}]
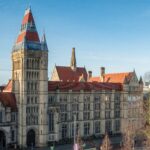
[{"left": 12, "top": 7, "right": 48, "bottom": 147}]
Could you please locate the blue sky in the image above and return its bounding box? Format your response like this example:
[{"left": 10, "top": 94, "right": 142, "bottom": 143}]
[{"left": 1, "top": 0, "right": 150, "bottom": 84}]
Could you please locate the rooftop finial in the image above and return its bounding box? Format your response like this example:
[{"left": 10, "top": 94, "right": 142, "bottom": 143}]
[{"left": 25, "top": 5, "right": 32, "bottom": 15}]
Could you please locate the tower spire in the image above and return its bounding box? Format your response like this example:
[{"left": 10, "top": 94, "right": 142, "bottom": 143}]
[
  {"left": 41, "top": 31, "right": 48, "bottom": 51},
  {"left": 70, "top": 47, "right": 77, "bottom": 71},
  {"left": 13, "top": 7, "right": 41, "bottom": 51},
  {"left": 139, "top": 76, "right": 143, "bottom": 85},
  {"left": 25, "top": 5, "right": 31, "bottom": 15}
]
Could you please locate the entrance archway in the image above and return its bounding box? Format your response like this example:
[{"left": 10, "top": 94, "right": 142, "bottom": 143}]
[
  {"left": 27, "top": 129, "right": 35, "bottom": 147},
  {"left": 0, "top": 130, "right": 6, "bottom": 149}
]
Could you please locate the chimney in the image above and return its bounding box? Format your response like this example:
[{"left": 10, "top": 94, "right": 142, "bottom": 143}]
[
  {"left": 100, "top": 67, "right": 105, "bottom": 82},
  {"left": 101, "top": 67, "right": 105, "bottom": 76},
  {"left": 88, "top": 71, "right": 92, "bottom": 80}
]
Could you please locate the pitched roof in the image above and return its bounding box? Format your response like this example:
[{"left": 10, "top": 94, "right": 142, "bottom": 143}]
[
  {"left": 48, "top": 81, "right": 122, "bottom": 92},
  {"left": 0, "top": 92, "right": 17, "bottom": 111},
  {"left": 55, "top": 66, "right": 88, "bottom": 82},
  {"left": 16, "top": 8, "right": 40, "bottom": 44},
  {"left": 22, "top": 8, "right": 35, "bottom": 25},
  {"left": 17, "top": 31, "right": 39, "bottom": 43},
  {"left": 3, "top": 80, "right": 12, "bottom": 92},
  {"left": 90, "top": 72, "right": 133, "bottom": 83}
]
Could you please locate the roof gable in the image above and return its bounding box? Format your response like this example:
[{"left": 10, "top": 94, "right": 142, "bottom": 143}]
[
  {"left": 128, "top": 71, "right": 139, "bottom": 85},
  {"left": 90, "top": 72, "right": 134, "bottom": 84},
  {"left": 51, "top": 66, "right": 60, "bottom": 81},
  {"left": 55, "top": 66, "right": 88, "bottom": 82},
  {"left": 3, "top": 80, "right": 12, "bottom": 92}
]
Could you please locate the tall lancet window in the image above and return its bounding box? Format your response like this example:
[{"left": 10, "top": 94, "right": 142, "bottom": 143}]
[{"left": 49, "top": 111, "right": 54, "bottom": 132}]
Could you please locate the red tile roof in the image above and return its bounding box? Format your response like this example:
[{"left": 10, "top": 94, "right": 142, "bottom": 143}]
[
  {"left": 90, "top": 72, "right": 133, "bottom": 84},
  {"left": 16, "top": 8, "right": 40, "bottom": 44},
  {"left": 0, "top": 92, "right": 17, "bottom": 111},
  {"left": 48, "top": 81, "right": 122, "bottom": 92},
  {"left": 17, "top": 31, "right": 39, "bottom": 43},
  {"left": 3, "top": 80, "right": 12, "bottom": 92},
  {"left": 56, "top": 66, "right": 88, "bottom": 82},
  {"left": 22, "top": 9, "right": 35, "bottom": 25}
]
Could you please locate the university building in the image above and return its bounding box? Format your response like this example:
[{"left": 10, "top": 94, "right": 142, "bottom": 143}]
[{"left": 0, "top": 8, "right": 143, "bottom": 148}]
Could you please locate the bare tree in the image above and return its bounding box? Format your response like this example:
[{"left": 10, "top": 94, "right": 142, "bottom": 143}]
[
  {"left": 121, "top": 125, "right": 134, "bottom": 150},
  {"left": 143, "top": 93, "right": 150, "bottom": 126},
  {"left": 76, "top": 133, "right": 84, "bottom": 150},
  {"left": 138, "top": 93, "right": 150, "bottom": 147},
  {"left": 100, "top": 133, "right": 112, "bottom": 150}
]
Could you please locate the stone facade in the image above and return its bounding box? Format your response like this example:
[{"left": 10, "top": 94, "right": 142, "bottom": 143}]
[
  {"left": 0, "top": 106, "right": 17, "bottom": 148},
  {"left": 0, "top": 92, "right": 17, "bottom": 149},
  {"left": 47, "top": 72, "right": 143, "bottom": 143},
  {"left": 12, "top": 49, "right": 48, "bottom": 147},
  {"left": 47, "top": 89, "right": 127, "bottom": 142},
  {"left": 123, "top": 72, "right": 143, "bottom": 131}
]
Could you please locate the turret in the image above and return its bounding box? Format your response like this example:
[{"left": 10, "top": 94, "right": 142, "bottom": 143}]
[
  {"left": 12, "top": 7, "right": 40, "bottom": 51},
  {"left": 41, "top": 32, "right": 48, "bottom": 51},
  {"left": 11, "top": 7, "right": 48, "bottom": 148},
  {"left": 139, "top": 76, "right": 143, "bottom": 85}
]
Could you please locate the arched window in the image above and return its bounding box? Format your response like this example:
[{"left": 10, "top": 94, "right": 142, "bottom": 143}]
[
  {"left": 32, "top": 60, "right": 34, "bottom": 69},
  {"left": 27, "top": 129, "right": 35, "bottom": 147},
  {"left": 35, "top": 83, "right": 37, "bottom": 90},
  {"left": 29, "top": 72, "right": 31, "bottom": 79},
  {"left": 32, "top": 72, "right": 34, "bottom": 79},
  {"left": 31, "top": 83, "right": 33, "bottom": 90},
  {"left": 29, "top": 59, "right": 31, "bottom": 69},
  {"left": 35, "top": 60, "right": 37, "bottom": 69},
  {"left": 27, "top": 59, "right": 29, "bottom": 69}
]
